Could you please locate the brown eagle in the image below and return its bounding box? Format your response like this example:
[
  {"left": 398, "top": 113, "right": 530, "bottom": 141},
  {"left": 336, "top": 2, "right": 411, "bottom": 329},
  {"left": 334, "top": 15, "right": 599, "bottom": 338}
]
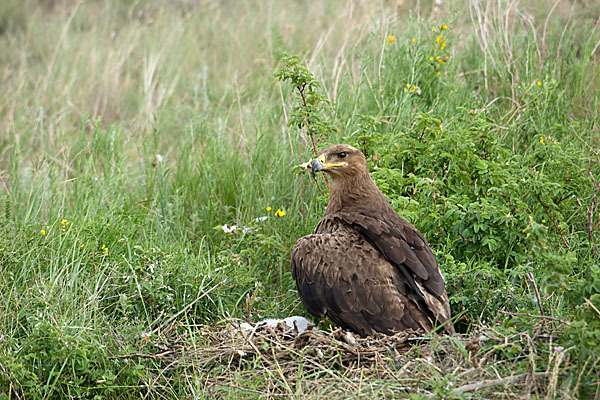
[{"left": 291, "top": 144, "right": 454, "bottom": 337}]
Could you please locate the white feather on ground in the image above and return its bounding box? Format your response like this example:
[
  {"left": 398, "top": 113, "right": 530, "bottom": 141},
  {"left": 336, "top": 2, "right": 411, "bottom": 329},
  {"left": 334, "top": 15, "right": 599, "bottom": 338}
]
[{"left": 239, "top": 316, "right": 316, "bottom": 334}]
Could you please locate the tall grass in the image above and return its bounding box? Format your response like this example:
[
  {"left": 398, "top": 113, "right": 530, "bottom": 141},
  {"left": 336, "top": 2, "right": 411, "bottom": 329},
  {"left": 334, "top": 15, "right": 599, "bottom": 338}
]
[{"left": 1, "top": 0, "right": 599, "bottom": 397}]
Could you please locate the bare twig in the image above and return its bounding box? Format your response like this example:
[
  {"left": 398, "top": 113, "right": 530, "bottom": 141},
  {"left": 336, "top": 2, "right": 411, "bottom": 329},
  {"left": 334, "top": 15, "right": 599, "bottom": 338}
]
[
  {"left": 113, "top": 350, "right": 176, "bottom": 360},
  {"left": 499, "top": 310, "right": 570, "bottom": 326},
  {"left": 457, "top": 230, "right": 473, "bottom": 243},
  {"left": 527, "top": 272, "right": 547, "bottom": 329},
  {"left": 451, "top": 372, "right": 549, "bottom": 394},
  {"left": 311, "top": 171, "right": 326, "bottom": 197},
  {"left": 536, "top": 194, "right": 570, "bottom": 250},
  {"left": 584, "top": 297, "right": 600, "bottom": 317}
]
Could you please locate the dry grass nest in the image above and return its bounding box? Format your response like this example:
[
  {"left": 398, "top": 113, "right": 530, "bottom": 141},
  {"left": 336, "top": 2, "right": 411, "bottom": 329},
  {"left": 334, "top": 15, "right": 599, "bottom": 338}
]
[{"left": 119, "top": 318, "right": 565, "bottom": 398}]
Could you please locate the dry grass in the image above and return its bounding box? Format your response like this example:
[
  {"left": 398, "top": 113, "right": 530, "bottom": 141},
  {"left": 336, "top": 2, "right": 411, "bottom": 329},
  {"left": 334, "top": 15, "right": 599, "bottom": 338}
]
[{"left": 111, "top": 319, "right": 578, "bottom": 399}]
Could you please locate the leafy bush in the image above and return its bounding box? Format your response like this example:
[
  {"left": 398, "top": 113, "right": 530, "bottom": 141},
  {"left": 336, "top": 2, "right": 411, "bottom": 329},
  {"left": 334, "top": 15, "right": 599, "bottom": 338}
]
[{"left": 277, "top": 15, "right": 600, "bottom": 395}]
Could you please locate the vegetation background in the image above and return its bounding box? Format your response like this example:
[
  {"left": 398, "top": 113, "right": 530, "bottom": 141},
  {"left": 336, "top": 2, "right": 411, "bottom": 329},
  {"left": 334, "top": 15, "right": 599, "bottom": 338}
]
[{"left": 1, "top": 0, "right": 599, "bottom": 398}]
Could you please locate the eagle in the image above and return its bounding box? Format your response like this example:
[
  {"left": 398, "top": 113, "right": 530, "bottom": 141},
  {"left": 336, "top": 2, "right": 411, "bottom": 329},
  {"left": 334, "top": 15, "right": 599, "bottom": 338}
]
[{"left": 291, "top": 144, "right": 455, "bottom": 337}]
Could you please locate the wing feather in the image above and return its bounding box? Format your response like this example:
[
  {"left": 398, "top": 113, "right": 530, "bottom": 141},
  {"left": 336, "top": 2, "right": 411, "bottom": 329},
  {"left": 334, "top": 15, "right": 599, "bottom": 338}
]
[
  {"left": 337, "top": 212, "right": 454, "bottom": 333},
  {"left": 291, "top": 218, "right": 438, "bottom": 337}
]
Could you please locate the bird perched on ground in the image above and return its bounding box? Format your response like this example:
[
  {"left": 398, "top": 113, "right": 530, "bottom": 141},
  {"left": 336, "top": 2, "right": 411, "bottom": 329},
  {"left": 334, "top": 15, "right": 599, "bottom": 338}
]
[{"left": 291, "top": 144, "right": 454, "bottom": 337}]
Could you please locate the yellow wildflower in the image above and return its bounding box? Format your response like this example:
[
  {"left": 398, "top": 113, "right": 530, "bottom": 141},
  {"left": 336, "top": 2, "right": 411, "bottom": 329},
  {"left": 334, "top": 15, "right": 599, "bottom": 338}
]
[
  {"left": 436, "top": 35, "right": 441, "bottom": 44},
  {"left": 436, "top": 71, "right": 441, "bottom": 77},
  {"left": 266, "top": 206, "right": 272, "bottom": 212},
  {"left": 540, "top": 138, "right": 544, "bottom": 144},
  {"left": 40, "top": 229, "right": 46, "bottom": 236},
  {"left": 102, "top": 244, "right": 109, "bottom": 255},
  {"left": 275, "top": 209, "right": 286, "bottom": 217},
  {"left": 437, "top": 57, "right": 445, "bottom": 64},
  {"left": 537, "top": 80, "right": 542, "bottom": 86},
  {"left": 81, "top": 243, "right": 85, "bottom": 248},
  {"left": 411, "top": 37, "right": 416, "bottom": 43},
  {"left": 61, "top": 218, "right": 69, "bottom": 227},
  {"left": 430, "top": 56, "right": 434, "bottom": 61},
  {"left": 542, "top": 219, "right": 546, "bottom": 223},
  {"left": 441, "top": 40, "right": 447, "bottom": 50},
  {"left": 441, "top": 24, "right": 448, "bottom": 30},
  {"left": 386, "top": 34, "right": 395, "bottom": 45}
]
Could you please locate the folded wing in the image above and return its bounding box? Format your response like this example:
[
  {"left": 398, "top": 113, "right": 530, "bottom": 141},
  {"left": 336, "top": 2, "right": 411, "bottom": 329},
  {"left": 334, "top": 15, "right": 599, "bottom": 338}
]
[{"left": 291, "top": 217, "right": 446, "bottom": 337}]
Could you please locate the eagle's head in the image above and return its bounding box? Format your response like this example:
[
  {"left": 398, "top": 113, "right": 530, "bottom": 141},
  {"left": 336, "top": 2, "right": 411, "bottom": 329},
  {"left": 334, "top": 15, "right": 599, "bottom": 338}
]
[{"left": 311, "top": 144, "right": 368, "bottom": 179}]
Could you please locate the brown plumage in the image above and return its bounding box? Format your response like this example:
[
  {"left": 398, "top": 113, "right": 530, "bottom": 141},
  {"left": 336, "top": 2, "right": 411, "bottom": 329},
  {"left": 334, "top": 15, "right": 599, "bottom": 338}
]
[{"left": 291, "top": 144, "right": 454, "bottom": 337}]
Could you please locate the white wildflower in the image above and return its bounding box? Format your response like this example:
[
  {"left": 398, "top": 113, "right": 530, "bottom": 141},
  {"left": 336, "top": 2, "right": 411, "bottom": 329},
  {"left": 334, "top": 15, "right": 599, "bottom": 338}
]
[{"left": 222, "top": 224, "right": 237, "bottom": 233}]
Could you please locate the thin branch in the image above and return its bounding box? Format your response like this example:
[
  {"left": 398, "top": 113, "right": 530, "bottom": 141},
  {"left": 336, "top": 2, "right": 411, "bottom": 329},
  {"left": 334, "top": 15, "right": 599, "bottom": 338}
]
[
  {"left": 418, "top": 126, "right": 426, "bottom": 143},
  {"left": 584, "top": 297, "right": 600, "bottom": 317},
  {"left": 311, "top": 173, "right": 326, "bottom": 197},
  {"left": 499, "top": 310, "right": 570, "bottom": 326},
  {"left": 536, "top": 194, "right": 570, "bottom": 250},
  {"left": 297, "top": 83, "right": 329, "bottom": 192},
  {"left": 112, "top": 350, "right": 176, "bottom": 360},
  {"left": 451, "top": 372, "right": 549, "bottom": 395},
  {"left": 457, "top": 230, "right": 473, "bottom": 243},
  {"left": 526, "top": 272, "right": 546, "bottom": 330},
  {"left": 297, "top": 83, "right": 319, "bottom": 156}
]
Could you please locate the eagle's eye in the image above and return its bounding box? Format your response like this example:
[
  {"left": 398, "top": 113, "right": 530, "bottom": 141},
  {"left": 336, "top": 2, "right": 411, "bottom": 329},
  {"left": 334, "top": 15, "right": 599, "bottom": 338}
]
[{"left": 337, "top": 152, "right": 347, "bottom": 158}]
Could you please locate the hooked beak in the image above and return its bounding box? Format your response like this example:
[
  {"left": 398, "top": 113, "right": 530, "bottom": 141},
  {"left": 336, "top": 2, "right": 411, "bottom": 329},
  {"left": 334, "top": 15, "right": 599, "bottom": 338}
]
[
  {"left": 311, "top": 154, "right": 345, "bottom": 177},
  {"left": 311, "top": 154, "right": 325, "bottom": 177}
]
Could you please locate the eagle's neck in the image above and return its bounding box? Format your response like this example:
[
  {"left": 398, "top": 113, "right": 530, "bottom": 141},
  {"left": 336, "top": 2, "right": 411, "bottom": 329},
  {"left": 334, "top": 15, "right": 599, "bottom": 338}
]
[{"left": 325, "top": 172, "right": 385, "bottom": 214}]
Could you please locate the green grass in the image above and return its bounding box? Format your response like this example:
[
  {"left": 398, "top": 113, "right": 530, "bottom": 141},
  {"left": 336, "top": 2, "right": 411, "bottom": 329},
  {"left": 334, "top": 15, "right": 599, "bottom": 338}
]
[{"left": 1, "top": 0, "right": 600, "bottom": 398}]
